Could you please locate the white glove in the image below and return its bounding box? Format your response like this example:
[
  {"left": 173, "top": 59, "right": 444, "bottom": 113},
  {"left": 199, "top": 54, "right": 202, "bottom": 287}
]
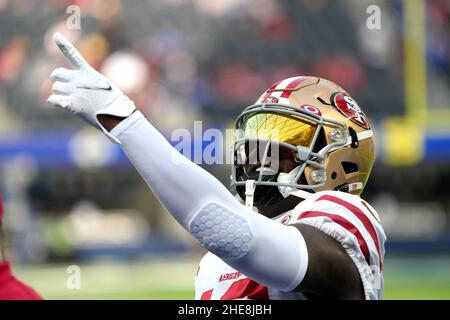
[{"left": 47, "top": 32, "right": 136, "bottom": 144}]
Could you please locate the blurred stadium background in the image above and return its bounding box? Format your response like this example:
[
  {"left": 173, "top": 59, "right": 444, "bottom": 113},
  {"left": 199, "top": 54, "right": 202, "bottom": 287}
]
[{"left": 0, "top": 0, "right": 449, "bottom": 299}]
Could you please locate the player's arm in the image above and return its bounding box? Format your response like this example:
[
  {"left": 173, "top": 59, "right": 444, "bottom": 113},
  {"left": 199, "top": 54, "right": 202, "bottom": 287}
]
[
  {"left": 47, "top": 33, "right": 362, "bottom": 297},
  {"left": 97, "top": 111, "right": 309, "bottom": 292},
  {"left": 292, "top": 224, "right": 364, "bottom": 299}
]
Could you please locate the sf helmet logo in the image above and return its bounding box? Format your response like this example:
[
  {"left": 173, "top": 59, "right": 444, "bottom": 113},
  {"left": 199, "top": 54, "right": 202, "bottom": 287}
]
[{"left": 332, "top": 93, "right": 370, "bottom": 129}]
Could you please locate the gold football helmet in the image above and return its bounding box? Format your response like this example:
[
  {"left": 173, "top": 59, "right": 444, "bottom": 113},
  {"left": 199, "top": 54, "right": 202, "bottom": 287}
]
[{"left": 231, "top": 76, "right": 375, "bottom": 209}]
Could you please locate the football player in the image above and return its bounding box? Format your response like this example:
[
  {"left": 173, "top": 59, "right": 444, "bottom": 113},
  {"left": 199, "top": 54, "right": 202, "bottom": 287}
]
[
  {"left": 48, "top": 32, "right": 386, "bottom": 300},
  {"left": 0, "top": 195, "right": 42, "bottom": 300}
]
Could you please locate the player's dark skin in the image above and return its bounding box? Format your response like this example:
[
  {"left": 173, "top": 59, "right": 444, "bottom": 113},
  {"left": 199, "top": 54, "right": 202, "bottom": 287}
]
[{"left": 98, "top": 114, "right": 365, "bottom": 300}]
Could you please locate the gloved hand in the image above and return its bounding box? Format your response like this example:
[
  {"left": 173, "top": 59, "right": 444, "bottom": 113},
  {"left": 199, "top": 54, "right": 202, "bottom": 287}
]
[{"left": 47, "top": 32, "right": 136, "bottom": 144}]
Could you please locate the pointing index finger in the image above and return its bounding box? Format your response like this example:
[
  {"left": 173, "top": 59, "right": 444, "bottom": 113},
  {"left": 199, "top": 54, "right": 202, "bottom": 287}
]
[{"left": 53, "top": 32, "right": 88, "bottom": 69}]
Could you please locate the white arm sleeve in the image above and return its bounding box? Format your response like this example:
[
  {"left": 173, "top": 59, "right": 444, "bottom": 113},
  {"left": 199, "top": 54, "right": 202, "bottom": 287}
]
[{"left": 110, "top": 111, "right": 308, "bottom": 291}]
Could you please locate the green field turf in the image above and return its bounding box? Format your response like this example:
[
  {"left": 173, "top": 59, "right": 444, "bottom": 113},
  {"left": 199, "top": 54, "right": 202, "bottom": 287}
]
[
  {"left": 13, "top": 254, "right": 450, "bottom": 300},
  {"left": 382, "top": 255, "right": 450, "bottom": 299}
]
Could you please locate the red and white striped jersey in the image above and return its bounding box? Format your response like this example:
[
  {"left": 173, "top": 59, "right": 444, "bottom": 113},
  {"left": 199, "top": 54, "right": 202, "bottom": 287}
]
[{"left": 195, "top": 190, "right": 386, "bottom": 300}]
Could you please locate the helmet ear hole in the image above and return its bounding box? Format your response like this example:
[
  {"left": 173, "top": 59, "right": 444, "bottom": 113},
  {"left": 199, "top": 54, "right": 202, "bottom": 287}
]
[{"left": 342, "top": 161, "right": 358, "bottom": 174}]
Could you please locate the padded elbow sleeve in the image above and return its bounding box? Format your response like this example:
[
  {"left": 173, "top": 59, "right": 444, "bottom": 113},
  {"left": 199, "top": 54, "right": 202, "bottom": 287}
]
[
  {"left": 189, "top": 202, "right": 255, "bottom": 259},
  {"left": 189, "top": 201, "right": 308, "bottom": 291}
]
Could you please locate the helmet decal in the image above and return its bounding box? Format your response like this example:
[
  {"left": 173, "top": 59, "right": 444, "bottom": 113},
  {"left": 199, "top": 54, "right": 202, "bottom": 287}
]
[
  {"left": 332, "top": 92, "right": 370, "bottom": 129},
  {"left": 299, "top": 104, "right": 322, "bottom": 116}
]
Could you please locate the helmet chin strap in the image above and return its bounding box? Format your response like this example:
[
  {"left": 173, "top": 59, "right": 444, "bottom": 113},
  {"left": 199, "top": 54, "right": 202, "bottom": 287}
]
[
  {"left": 244, "top": 164, "right": 314, "bottom": 211},
  {"left": 245, "top": 180, "right": 256, "bottom": 210},
  {"left": 288, "top": 189, "right": 313, "bottom": 200},
  {"left": 277, "top": 165, "right": 313, "bottom": 200}
]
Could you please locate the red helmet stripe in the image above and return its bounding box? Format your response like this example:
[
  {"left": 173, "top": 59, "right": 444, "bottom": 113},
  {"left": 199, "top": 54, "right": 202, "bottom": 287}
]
[
  {"left": 280, "top": 76, "right": 309, "bottom": 98},
  {"left": 261, "top": 80, "right": 282, "bottom": 101}
]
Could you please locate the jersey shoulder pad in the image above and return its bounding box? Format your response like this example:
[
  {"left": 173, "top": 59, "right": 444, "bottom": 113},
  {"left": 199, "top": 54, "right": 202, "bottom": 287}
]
[{"left": 289, "top": 190, "right": 386, "bottom": 300}]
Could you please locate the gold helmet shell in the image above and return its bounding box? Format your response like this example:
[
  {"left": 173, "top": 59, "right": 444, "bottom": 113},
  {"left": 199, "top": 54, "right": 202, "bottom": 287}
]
[{"left": 231, "top": 76, "right": 375, "bottom": 207}]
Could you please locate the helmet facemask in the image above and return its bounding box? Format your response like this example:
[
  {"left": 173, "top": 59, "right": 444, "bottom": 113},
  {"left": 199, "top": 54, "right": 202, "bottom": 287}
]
[{"left": 231, "top": 102, "right": 350, "bottom": 210}]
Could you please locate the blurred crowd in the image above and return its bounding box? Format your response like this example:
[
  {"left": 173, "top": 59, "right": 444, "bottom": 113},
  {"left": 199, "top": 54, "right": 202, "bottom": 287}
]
[
  {"left": 0, "top": 0, "right": 448, "bottom": 133},
  {"left": 0, "top": 0, "right": 449, "bottom": 263},
  {"left": 0, "top": 0, "right": 412, "bottom": 134}
]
